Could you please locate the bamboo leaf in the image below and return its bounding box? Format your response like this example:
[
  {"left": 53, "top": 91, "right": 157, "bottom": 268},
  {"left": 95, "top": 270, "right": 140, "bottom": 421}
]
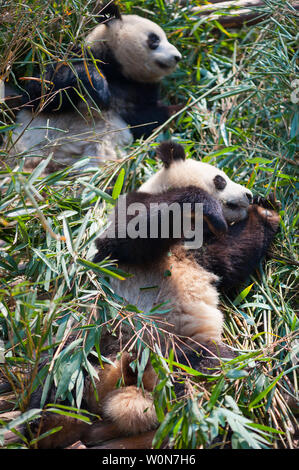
[{"left": 249, "top": 371, "right": 284, "bottom": 411}]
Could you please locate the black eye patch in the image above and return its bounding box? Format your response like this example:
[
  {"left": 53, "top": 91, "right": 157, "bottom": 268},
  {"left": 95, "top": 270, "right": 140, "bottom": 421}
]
[
  {"left": 147, "top": 33, "right": 160, "bottom": 50},
  {"left": 214, "top": 175, "right": 227, "bottom": 191}
]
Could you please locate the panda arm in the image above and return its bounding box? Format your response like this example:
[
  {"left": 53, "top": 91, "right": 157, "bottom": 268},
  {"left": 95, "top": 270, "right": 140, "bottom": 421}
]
[
  {"left": 195, "top": 203, "right": 280, "bottom": 292},
  {"left": 23, "top": 59, "right": 111, "bottom": 112},
  {"left": 94, "top": 186, "right": 227, "bottom": 265}
]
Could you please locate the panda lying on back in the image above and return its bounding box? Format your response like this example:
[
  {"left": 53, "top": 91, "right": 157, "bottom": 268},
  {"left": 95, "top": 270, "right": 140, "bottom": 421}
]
[
  {"left": 10, "top": 2, "right": 181, "bottom": 171},
  {"left": 94, "top": 142, "right": 279, "bottom": 347},
  {"left": 27, "top": 142, "right": 280, "bottom": 449}
]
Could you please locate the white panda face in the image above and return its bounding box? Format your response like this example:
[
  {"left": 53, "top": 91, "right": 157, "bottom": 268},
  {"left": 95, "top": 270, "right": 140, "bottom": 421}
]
[
  {"left": 88, "top": 15, "right": 181, "bottom": 83},
  {"left": 139, "top": 159, "right": 253, "bottom": 224}
]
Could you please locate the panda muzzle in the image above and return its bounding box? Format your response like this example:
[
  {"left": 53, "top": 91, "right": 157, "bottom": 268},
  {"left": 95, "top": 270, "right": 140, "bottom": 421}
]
[{"left": 225, "top": 191, "right": 253, "bottom": 210}]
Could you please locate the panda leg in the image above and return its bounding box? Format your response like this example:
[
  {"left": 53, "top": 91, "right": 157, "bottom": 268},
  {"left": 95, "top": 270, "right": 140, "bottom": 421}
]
[
  {"left": 156, "top": 250, "right": 224, "bottom": 345},
  {"left": 23, "top": 62, "right": 110, "bottom": 113},
  {"left": 29, "top": 412, "right": 90, "bottom": 449},
  {"left": 27, "top": 349, "right": 158, "bottom": 448}
]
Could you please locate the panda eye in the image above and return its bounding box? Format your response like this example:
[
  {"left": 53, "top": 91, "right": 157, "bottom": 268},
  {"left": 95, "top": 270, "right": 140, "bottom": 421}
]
[
  {"left": 147, "top": 33, "right": 160, "bottom": 50},
  {"left": 214, "top": 175, "right": 227, "bottom": 191}
]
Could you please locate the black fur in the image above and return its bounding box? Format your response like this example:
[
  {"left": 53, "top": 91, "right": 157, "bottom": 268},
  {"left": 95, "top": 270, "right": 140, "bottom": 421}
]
[
  {"left": 147, "top": 33, "right": 160, "bottom": 50},
  {"left": 106, "top": 69, "right": 171, "bottom": 139},
  {"left": 20, "top": 3, "right": 174, "bottom": 139},
  {"left": 194, "top": 202, "right": 280, "bottom": 292},
  {"left": 96, "top": 1, "right": 122, "bottom": 23},
  {"left": 213, "top": 174, "right": 227, "bottom": 191},
  {"left": 94, "top": 185, "right": 228, "bottom": 265},
  {"left": 22, "top": 56, "right": 111, "bottom": 113}
]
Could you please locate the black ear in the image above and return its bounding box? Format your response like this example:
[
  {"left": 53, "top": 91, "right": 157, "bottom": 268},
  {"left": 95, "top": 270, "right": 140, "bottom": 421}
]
[
  {"left": 156, "top": 141, "right": 186, "bottom": 169},
  {"left": 95, "top": 1, "right": 122, "bottom": 24}
]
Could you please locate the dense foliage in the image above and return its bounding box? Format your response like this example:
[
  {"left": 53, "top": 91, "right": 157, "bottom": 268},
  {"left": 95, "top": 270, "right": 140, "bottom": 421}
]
[{"left": 0, "top": 0, "right": 298, "bottom": 449}]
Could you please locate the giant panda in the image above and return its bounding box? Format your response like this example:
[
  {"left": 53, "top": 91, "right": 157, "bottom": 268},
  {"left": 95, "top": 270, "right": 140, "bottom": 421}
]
[
  {"left": 9, "top": 2, "right": 181, "bottom": 172},
  {"left": 26, "top": 142, "right": 280, "bottom": 449}
]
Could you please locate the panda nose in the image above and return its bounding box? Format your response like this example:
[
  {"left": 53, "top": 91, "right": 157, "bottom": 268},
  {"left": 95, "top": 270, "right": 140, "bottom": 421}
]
[{"left": 174, "top": 54, "right": 181, "bottom": 63}]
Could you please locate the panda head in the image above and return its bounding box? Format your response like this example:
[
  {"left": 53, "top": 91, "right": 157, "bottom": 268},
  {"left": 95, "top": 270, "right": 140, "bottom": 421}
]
[
  {"left": 86, "top": 2, "right": 181, "bottom": 83},
  {"left": 139, "top": 142, "right": 253, "bottom": 224}
]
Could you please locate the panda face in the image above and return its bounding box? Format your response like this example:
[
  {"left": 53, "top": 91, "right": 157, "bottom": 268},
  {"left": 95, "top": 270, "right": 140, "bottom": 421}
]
[
  {"left": 86, "top": 15, "right": 181, "bottom": 83},
  {"left": 139, "top": 158, "right": 253, "bottom": 224}
]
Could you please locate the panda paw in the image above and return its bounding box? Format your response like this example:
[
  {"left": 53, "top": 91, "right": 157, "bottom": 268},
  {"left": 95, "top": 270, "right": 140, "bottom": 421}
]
[{"left": 251, "top": 193, "right": 281, "bottom": 229}]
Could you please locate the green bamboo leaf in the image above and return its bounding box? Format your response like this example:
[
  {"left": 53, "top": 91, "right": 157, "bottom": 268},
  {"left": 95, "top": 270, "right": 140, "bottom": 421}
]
[
  {"left": 74, "top": 209, "right": 91, "bottom": 250},
  {"left": 233, "top": 283, "right": 254, "bottom": 307},
  {"left": 28, "top": 152, "right": 54, "bottom": 183},
  {"left": 76, "top": 257, "right": 128, "bottom": 280},
  {"left": 45, "top": 408, "right": 91, "bottom": 423},
  {"left": 112, "top": 168, "right": 125, "bottom": 200},
  {"left": 137, "top": 347, "right": 150, "bottom": 387},
  {"left": 209, "top": 86, "right": 255, "bottom": 101},
  {"left": 29, "top": 426, "right": 63, "bottom": 446},
  {"left": 208, "top": 376, "right": 225, "bottom": 409},
  {"left": 79, "top": 181, "right": 115, "bottom": 204},
  {"left": 226, "top": 368, "right": 248, "bottom": 379},
  {"left": 166, "top": 359, "right": 217, "bottom": 378},
  {"left": 204, "top": 146, "right": 240, "bottom": 160},
  {"left": 247, "top": 157, "right": 272, "bottom": 164},
  {"left": 61, "top": 256, "right": 70, "bottom": 288},
  {"left": 31, "top": 247, "right": 58, "bottom": 273},
  {"left": 62, "top": 216, "right": 74, "bottom": 255},
  {"left": 76, "top": 370, "right": 85, "bottom": 409},
  {"left": 248, "top": 371, "right": 284, "bottom": 411}
]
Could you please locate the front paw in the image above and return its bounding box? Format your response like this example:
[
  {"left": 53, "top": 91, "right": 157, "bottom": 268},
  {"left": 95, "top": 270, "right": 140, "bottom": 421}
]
[{"left": 93, "top": 238, "right": 113, "bottom": 263}]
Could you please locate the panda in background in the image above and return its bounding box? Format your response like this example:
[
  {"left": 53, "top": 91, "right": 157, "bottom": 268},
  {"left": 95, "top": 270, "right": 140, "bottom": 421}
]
[
  {"left": 27, "top": 142, "right": 280, "bottom": 449},
  {"left": 9, "top": 2, "right": 181, "bottom": 172}
]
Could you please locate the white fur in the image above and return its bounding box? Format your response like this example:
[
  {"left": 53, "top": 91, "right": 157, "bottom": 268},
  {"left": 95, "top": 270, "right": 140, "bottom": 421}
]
[
  {"left": 12, "top": 108, "right": 132, "bottom": 170},
  {"left": 87, "top": 15, "right": 181, "bottom": 83},
  {"left": 139, "top": 159, "right": 252, "bottom": 223},
  {"left": 110, "top": 247, "right": 223, "bottom": 346}
]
